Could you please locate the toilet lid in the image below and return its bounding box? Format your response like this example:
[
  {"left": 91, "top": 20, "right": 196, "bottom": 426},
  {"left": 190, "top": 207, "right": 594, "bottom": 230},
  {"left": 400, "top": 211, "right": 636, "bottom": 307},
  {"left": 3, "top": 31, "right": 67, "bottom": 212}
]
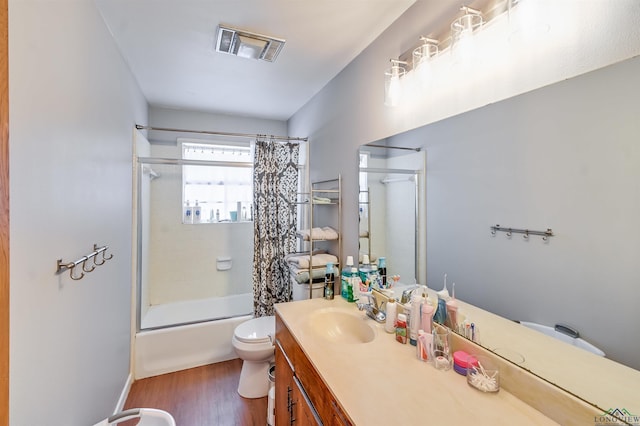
[{"left": 234, "top": 316, "right": 275, "bottom": 344}]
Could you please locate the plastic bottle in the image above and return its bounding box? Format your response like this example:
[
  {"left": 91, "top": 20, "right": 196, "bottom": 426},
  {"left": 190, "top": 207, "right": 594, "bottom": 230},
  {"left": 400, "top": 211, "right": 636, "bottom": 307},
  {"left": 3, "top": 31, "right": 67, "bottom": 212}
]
[
  {"left": 368, "top": 262, "right": 380, "bottom": 290},
  {"left": 341, "top": 256, "right": 355, "bottom": 300},
  {"left": 183, "top": 200, "right": 192, "bottom": 224},
  {"left": 350, "top": 267, "right": 361, "bottom": 302},
  {"left": 409, "top": 293, "right": 423, "bottom": 346},
  {"left": 378, "top": 257, "right": 387, "bottom": 288},
  {"left": 385, "top": 298, "right": 397, "bottom": 333},
  {"left": 358, "top": 255, "right": 372, "bottom": 286},
  {"left": 395, "top": 313, "right": 408, "bottom": 344},
  {"left": 324, "top": 262, "right": 335, "bottom": 300},
  {"left": 193, "top": 200, "right": 201, "bottom": 224}
]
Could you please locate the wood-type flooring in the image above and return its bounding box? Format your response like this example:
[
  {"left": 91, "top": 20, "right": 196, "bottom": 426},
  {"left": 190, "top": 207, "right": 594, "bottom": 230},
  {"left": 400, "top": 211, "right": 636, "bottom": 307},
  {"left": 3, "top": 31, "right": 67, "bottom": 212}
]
[{"left": 123, "top": 359, "right": 268, "bottom": 426}]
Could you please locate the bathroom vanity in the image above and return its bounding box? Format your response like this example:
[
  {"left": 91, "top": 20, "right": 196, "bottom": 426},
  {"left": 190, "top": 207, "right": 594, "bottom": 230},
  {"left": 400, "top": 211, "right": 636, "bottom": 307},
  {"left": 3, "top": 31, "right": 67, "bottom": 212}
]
[{"left": 274, "top": 297, "right": 587, "bottom": 425}]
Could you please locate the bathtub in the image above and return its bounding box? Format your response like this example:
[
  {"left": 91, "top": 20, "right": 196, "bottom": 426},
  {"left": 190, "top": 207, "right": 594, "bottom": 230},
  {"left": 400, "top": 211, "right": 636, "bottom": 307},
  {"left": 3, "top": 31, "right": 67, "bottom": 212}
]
[
  {"left": 519, "top": 321, "right": 606, "bottom": 357},
  {"left": 135, "top": 293, "right": 253, "bottom": 379},
  {"left": 141, "top": 293, "right": 253, "bottom": 330}
]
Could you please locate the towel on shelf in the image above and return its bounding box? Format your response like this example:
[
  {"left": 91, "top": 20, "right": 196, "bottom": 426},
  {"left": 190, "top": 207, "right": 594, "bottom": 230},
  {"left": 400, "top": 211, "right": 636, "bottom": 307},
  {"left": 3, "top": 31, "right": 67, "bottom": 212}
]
[
  {"left": 312, "top": 196, "right": 332, "bottom": 204},
  {"left": 286, "top": 252, "right": 338, "bottom": 269},
  {"left": 297, "top": 226, "right": 339, "bottom": 241}
]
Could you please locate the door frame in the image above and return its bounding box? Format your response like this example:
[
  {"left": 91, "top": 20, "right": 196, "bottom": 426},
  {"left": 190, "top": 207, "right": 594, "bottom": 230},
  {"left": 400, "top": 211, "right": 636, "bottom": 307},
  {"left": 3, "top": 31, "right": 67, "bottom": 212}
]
[{"left": 1, "top": 0, "right": 10, "bottom": 424}]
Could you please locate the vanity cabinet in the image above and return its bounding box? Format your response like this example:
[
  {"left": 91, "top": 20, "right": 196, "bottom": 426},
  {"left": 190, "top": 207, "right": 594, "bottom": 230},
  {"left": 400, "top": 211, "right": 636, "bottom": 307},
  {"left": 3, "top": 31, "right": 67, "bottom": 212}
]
[{"left": 275, "top": 313, "right": 352, "bottom": 425}]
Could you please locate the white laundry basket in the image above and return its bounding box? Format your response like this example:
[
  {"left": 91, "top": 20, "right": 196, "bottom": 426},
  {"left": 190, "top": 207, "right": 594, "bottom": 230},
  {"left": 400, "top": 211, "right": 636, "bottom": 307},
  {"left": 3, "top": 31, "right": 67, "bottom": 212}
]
[{"left": 93, "top": 408, "right": 176, "bottom": 426}]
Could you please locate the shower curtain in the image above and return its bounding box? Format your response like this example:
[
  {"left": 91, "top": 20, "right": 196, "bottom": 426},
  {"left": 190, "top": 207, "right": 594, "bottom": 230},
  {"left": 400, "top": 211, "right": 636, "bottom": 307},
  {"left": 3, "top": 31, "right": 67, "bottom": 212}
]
[{"left": 252, "top": 136, "right": 300, "bottom": 317}]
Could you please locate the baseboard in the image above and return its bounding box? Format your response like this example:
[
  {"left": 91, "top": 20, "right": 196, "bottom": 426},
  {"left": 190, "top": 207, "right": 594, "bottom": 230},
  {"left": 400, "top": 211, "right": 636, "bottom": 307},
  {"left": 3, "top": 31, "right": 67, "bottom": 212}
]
[{"left": 114, "top": 373, "right": 133, "bottom": 415}]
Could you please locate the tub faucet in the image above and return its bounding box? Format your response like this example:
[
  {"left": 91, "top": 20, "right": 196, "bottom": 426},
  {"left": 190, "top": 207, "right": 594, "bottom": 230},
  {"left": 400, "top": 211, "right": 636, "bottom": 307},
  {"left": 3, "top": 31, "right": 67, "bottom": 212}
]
[{"left": 357, "top": 293, "right": 386, "bottom": 323}]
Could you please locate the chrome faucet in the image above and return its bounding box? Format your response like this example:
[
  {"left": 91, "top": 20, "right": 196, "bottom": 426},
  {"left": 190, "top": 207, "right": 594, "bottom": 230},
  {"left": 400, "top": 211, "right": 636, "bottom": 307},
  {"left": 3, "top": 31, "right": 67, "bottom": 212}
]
[
  {"left": 400, "top": 284, "right": 421, "bottom": 304},
  {"left": 357, "top": 291, "right": 387, "bottom": 323}
]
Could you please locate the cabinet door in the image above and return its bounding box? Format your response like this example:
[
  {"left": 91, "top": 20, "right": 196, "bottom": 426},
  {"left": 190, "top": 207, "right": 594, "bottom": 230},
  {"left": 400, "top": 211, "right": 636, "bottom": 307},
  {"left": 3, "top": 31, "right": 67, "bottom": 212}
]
[
  {"left": 293, "top": 376, "right": 323, "bottom": 426},
  {"left": 275, "top": 341, "right": 295, "bottom": 426}
]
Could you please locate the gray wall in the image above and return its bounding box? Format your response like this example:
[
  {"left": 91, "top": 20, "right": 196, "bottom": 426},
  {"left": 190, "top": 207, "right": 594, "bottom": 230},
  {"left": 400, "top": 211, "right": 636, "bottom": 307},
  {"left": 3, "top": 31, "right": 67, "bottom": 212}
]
[
  {"left": 9, "top": 1, "right": 148, "bottom": 425},
  {"left": 289, "top": 1, "right": 640, "bottom": 370}
]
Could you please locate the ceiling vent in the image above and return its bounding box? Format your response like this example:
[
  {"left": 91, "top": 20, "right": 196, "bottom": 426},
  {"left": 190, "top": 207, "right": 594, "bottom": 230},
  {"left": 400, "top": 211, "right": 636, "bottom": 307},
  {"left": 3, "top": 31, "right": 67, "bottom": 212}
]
[{"left": 215, "top": 25, "right": 285, "bottom": 62}]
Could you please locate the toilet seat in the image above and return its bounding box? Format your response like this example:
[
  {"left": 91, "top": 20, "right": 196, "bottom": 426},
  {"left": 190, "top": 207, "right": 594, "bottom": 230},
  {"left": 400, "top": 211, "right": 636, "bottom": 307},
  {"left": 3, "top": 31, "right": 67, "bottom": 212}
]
[{"left": 233, "top": 316, "right": 275, "bottom": 344}]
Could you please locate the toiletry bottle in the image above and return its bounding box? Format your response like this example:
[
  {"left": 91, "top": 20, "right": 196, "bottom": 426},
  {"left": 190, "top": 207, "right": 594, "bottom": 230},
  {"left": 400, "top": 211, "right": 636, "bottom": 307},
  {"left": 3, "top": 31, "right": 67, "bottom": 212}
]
[
  {"left": 378, "top": 257, "right": 387, "bottom": 288},
  {"left": 341, "top": 256, "right": 355, "bottom": 300},
  {"left": 324, "top": 262, "right": 334, "bottom": 300},
  {"left": 358, "top": 255, "right": 371, "bottom": 285},
  {"left": 350, "top": 267, "right": 361, "bottom": 302},
  {"left": 395, "top": 313, "right": 408, "bottom": 344},
  {"left": 368, "top": 261, "right": 379, "bottom": 290},
  {"left": 193, "top": 200, "right": 201, "bottom": 224},
  {"left": 183, "top": 200, "right": 192, "bottom": 224},
  {"left": 385, "top": 298, "right": 397, "bottom": 333},
  {"left": 215, "top": 209, "right": 220, "bottom": 222},
  {"left": 409, "top": 293, "right": 422, "bottom": 346}
]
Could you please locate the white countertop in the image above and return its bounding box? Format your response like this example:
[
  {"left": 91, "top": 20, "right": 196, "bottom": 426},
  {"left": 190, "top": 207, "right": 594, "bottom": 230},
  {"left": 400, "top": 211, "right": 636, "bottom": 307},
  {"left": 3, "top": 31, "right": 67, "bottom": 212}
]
[{"left": 276, "top": 297, "right": 559, "bottom": 425}]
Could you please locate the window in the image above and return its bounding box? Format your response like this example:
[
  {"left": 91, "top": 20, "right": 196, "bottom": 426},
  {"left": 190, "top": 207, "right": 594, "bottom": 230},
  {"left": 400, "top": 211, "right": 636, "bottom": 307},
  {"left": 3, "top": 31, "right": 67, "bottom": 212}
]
[{"left": 182, "top": 140, "right": 253, "bottom": 223}]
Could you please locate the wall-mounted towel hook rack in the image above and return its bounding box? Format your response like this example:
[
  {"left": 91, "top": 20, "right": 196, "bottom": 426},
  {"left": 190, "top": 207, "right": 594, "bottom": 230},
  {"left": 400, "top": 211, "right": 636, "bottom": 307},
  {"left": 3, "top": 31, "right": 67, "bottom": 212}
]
[
  {"left": 82, "top": 257, "right": 96, "bottom": 273},
  {"left": 57, "top": 244, "right": 113, "bottom": 281},
  {"left": 490, "top": 225, "right": 553, "bottom": 241}
]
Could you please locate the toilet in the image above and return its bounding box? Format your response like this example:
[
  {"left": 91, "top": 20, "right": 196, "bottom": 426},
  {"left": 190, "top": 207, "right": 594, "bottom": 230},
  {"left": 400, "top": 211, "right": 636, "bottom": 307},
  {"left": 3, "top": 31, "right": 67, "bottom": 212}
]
[{"left": 232, "top": 315, "right": 276, "bottom": 399}]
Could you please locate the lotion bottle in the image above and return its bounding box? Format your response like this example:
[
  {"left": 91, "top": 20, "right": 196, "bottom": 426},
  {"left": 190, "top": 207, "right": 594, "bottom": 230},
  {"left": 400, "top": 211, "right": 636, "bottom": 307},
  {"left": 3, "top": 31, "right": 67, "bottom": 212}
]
[{"left": 385, "top": 298, "right": 397, "bottom": 333}]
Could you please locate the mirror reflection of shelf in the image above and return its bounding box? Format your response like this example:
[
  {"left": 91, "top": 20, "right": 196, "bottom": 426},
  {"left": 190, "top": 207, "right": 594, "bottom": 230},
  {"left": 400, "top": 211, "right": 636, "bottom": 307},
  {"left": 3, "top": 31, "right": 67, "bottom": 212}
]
[{"left": 359, "top": 188, "right": 371, "bottom": 262}]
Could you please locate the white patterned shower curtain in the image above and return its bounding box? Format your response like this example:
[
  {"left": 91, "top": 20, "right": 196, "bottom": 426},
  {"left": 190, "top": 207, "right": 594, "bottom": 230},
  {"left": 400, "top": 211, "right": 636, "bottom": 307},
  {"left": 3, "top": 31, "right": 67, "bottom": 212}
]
[{"left": 252, "top": 136, "right": 300, "bottom": 317}]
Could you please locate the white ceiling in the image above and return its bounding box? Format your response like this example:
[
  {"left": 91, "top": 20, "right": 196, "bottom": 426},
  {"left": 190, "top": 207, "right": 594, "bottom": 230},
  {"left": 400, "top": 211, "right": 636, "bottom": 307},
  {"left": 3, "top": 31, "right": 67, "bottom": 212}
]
[{"left": 95, "top": 0, "right": 417, "bottom": 121}]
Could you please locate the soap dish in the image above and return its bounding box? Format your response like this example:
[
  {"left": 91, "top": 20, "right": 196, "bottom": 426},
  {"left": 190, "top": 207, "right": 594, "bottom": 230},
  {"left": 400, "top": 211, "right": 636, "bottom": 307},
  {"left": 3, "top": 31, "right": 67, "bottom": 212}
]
[{"left": 467, "top": 355, "right": 500, "bottom": 393}]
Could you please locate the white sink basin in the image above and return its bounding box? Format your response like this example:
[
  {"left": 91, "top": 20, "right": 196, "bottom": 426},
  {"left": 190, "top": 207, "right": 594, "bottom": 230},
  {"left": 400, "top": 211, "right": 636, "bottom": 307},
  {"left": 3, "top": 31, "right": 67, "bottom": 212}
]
[{"left": 302, "top": 308, "right": 376, "bottom": 344}]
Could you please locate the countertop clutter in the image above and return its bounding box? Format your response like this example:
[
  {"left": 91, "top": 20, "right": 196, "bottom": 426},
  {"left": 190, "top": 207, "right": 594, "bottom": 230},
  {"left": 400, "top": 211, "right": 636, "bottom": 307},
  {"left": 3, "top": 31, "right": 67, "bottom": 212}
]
[{"left": 275, "top": 297, "right": 559, "bottom": 425}]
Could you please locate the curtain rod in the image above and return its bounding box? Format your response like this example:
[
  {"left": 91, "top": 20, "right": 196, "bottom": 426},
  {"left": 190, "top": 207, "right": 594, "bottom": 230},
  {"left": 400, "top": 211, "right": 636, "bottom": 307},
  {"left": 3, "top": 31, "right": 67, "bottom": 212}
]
[
  {"left": 135, "top": 124, "right": 308, "bottom": 142},
  {"left": 365, "top": 144, "right": 421, "bottom": 152}
]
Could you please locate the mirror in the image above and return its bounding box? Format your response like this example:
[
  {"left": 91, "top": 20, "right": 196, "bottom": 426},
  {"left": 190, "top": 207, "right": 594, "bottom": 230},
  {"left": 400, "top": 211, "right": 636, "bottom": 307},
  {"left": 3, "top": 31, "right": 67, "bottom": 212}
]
[
  {"left": 358, "top": 55, "right": 640, "bottom": 415},
  {"left": 357, "top": 144, "right": 426, "bottom": 287}
]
